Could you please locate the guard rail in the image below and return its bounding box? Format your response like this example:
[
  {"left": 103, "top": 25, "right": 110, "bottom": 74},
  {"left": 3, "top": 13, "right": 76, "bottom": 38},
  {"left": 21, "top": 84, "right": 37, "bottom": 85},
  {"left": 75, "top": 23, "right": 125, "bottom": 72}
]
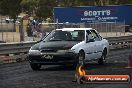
[{"left": 0, "top": 35, "right": 132, "bottom": 55}]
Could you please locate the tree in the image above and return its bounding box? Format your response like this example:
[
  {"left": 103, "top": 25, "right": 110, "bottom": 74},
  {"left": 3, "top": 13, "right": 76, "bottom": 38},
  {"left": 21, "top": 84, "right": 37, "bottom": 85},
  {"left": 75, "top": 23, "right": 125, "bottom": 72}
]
[
  {"left": 35, "top": 0, "right": 56, "bottom": 19},
  {"left": 1, "top": 0, "right": 131, "bottom": 20},
  {"left": 20, "top": 0, "right": 57, "bottom": 19},
  {"left": 56, "top": 0, "right": 89, "bottom": 7},
  {"left": 0, "top": 0, "right": 22, "bottom": 19},
  {"left": 110, "top": 0, "right": 132, "bottom": 5},
  {"left": 20, "top": 0, "right": 39, "bottom": 16}
]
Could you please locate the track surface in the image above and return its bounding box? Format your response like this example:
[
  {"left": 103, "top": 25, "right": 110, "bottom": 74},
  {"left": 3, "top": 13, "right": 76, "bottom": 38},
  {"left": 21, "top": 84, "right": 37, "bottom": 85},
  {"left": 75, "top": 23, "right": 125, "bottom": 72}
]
[{"left": 0, "top": 48, "right": 132, "bottom": 88}]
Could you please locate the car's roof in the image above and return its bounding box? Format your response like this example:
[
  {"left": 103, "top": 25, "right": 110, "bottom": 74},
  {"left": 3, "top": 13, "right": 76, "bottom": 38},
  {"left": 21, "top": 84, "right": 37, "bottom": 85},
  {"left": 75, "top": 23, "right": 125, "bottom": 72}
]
[{"left": 56, "top": 28, "right": 93, "bottom": 31}]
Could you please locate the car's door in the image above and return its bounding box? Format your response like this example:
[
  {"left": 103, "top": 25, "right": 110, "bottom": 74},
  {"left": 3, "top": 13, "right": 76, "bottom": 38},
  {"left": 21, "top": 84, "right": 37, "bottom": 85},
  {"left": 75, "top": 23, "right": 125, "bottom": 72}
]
[
  {"left": 84, "top": 30, "right": 96, "bottom": 61},
  {"left": 89, "top": 30, "right": 103, "bottom": 59}
]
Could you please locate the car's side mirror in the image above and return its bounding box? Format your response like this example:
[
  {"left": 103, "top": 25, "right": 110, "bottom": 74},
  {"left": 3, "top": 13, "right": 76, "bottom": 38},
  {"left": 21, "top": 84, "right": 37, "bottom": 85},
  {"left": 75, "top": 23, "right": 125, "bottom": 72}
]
[
  {"left": 89, "top": 39, "right": 95, "bottom": 42},
  {"left": 86, "top": 35, "right": 95, "bottom": 43},
  {"left": 86, "top": 38, "right": 95, "bottom": 43}
]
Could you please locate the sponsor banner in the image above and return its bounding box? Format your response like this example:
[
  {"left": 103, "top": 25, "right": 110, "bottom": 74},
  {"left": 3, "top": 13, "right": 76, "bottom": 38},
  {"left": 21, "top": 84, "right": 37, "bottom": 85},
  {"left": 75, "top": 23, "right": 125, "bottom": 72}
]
[
  {"left": 54, "top": 5, "right": 132, "bottom": 24},
  {"left": 75, "top": 64, "right": 130, "bottom": 84},
  {"left": 84, "top": 75, "right": 130, "bottom": 83}
]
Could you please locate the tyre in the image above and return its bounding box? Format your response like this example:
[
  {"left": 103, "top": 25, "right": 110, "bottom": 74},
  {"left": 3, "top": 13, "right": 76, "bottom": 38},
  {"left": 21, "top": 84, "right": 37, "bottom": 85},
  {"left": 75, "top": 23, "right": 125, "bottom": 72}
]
[
  {"left": 77, "top": 76, "right": 86, "bottom": 84},
  {"left": 78, "top": 51, "right": 85, "bottom": 66},
  {"left": 30, "top": 63, "right": 41, "bottom": 70},
  {"left": 98, "top": 50, "right": 107, "bottom": 65},
  {"left": 71, "top": 55, "right": 79, "bottom": 68}
]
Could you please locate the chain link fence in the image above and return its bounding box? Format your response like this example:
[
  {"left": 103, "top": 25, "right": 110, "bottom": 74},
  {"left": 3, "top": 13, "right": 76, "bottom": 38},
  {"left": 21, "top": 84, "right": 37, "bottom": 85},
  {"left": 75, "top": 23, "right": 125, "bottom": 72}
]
[
  {"left": 43, "top": 22, "right": 127, "bottom": 38},
  {"left": 0, "top": 20, "right": 18, "bottom": 42},
  {"left": 0, "top": 21, "right": 132, "bottom": 42}
]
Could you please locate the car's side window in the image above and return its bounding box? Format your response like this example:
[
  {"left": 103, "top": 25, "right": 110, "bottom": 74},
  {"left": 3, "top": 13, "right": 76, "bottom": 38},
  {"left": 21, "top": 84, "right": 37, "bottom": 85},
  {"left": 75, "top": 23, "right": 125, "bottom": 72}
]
[
  {"left": 90, "top": 30, "right": 102, "bottom": 41},
  {"left": 86, "top": 30, "right": 94, "bottom": 41}
]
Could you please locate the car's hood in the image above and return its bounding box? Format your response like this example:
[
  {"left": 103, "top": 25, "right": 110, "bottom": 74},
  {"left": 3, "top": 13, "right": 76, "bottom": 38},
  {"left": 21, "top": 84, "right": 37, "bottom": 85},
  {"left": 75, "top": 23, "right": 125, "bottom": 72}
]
[{"left": 38, "top": 41, "right": 79, "bottom": 50}]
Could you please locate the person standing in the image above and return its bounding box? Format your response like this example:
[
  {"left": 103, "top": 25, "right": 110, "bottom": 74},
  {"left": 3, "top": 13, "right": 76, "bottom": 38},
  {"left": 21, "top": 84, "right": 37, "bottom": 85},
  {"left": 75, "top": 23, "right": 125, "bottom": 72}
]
[{"left": 26, "top": 23, "right": 33, "bottom": 41}]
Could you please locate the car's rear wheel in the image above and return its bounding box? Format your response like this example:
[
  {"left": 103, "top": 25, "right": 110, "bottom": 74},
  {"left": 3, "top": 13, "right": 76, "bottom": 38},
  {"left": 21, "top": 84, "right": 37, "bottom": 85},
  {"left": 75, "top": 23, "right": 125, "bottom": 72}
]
[
  {"left": 78, "top": 51, "right": 85, "bottom": 66},
  {"left": 98, "top": 49, "right": 107, "bottom": 65},
  {"left": 30, "top": 63, "right": 41, "bottom": 70}
]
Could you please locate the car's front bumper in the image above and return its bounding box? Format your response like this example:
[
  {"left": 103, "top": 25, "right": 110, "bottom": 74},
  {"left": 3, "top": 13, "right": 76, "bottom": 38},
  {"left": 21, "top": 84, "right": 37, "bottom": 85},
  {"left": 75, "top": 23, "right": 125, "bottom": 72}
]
[{"left": 28, "top": 52, "right": 78, "bottom": 65}]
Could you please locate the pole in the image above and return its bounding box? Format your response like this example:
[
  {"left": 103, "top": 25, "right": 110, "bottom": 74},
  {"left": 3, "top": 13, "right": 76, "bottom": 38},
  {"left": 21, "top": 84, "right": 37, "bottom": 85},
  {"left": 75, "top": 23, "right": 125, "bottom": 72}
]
[
  {"left": 19, "top": 18, "right": 24, "bottom": 42},
  {"left": 1, "top": 15, "right": 3, "bottom": 41}
]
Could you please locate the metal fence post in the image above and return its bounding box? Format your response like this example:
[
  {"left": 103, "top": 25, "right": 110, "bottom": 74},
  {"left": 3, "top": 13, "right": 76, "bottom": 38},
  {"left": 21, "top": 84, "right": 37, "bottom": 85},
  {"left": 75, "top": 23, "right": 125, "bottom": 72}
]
[
  {"left": 106, "top": 23, "right": 107, "bottom": 37},
  {"left": 115, "top": 21, "right": 117, "bottom": 36},
  {"left": 6, "top": 23, "right": 8, "bottom": 42},
  {"left": 0, "top": 15, "right": 3, "bottom": 41},
  {"left": 123, "top": 20, "right": 125, "bottom": 35},
  {"left": 13, "top": 23, "right": 15, "bottom": 42},
  {"left": 19, "top": 18, "right": 24, "bottom": 42},
  {"left": 56, "top": 19, "right": 58, "bottom": 29}
]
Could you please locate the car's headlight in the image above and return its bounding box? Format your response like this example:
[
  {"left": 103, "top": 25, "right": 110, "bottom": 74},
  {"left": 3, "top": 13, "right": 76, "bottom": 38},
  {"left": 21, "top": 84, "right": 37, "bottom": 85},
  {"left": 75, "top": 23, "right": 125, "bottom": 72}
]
[
  {"left": 29, "top": 49, "right": 41, "bottom": 55},
  {"left": 57, "top": 49, "right": 74, "bottom": 53}
]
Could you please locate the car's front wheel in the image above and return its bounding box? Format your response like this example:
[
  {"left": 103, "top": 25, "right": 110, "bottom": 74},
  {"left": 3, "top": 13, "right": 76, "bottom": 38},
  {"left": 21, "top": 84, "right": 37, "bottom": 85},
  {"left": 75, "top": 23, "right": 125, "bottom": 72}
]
[
  {"left": 98, "top": 49, "right": 107, "bottom": 65},
  {"left": 78, "top": 51, "right": 85, "bottom": 66},
  {"left": 30, "top": 63, "right": 41, "bottom": 70}
]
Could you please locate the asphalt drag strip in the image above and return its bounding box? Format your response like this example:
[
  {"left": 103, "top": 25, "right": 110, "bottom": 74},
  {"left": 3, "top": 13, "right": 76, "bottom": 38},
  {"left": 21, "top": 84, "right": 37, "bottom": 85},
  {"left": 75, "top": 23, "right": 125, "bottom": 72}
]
[{"left": 0, "top": 48, "right": 132, "bottom": 88}]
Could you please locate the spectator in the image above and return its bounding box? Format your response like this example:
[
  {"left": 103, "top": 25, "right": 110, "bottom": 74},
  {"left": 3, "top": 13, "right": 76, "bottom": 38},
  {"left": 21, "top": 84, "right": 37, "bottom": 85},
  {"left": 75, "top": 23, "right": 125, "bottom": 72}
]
[
  {"left": 26, "top": 23, "right": 33, "bottom": 41},
  {"left": 41, "top": 30, "right": 46, "bottom": 39}
]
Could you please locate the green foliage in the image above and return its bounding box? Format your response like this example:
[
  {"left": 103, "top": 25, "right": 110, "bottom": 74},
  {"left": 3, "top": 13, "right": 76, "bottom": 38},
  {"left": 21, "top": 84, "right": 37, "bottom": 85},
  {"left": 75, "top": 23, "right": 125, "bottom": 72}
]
[
  {"left": 20, "top": 0, "right": 38, "bottom": 15},
  {"left": 20, "top": 0, "right": 57, "bottom": 19},
  {"left": 0, "top": 0, "right": 132, "bottom": 20},
  {"left": 0, "top": 0, "right": 21, "bottom": 19},
  {"left": 56, "top": 0, "right": 91, "bottom": 7},
  {"left": 35, "top": 0, "right": 56, "bottom": 18}
]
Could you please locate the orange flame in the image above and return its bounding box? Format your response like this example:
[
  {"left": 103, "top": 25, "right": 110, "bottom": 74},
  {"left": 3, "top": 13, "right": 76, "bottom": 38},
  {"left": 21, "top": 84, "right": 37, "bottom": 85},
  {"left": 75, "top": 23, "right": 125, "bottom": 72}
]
[{"left": 76, "top": 64, "right": 86, "bottom": 76}]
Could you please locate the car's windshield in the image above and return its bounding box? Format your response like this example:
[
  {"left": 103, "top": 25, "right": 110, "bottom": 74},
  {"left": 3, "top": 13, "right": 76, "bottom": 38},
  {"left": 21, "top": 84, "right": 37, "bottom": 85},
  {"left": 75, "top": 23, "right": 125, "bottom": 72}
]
[{"left": 43, "top": 30, "right": 85, "bottom": 42}]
